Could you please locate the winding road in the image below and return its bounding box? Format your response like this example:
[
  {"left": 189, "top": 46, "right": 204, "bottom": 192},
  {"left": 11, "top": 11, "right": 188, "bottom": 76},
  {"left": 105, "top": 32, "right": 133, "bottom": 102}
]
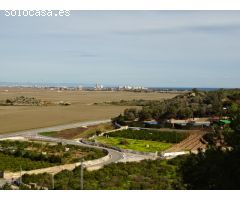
[
  {"left": 0, "top": 119, "right": 192, "bottom": 180},
  {"left": 0, "top": 119, "right": 124, "bottom": 170}
]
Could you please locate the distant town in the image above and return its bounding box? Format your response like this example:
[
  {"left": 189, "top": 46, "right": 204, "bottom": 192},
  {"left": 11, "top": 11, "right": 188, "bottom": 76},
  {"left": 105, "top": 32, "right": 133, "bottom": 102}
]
[{"left": 0, "top": 82, "right": 223, "bottom": 93}]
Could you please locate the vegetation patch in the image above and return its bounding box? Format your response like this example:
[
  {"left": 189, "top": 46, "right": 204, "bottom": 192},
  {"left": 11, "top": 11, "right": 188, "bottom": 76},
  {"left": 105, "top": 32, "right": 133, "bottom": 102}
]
[
  {"left": 106, "top": 129, "right": 189, "bottom": 143},
  {"left": 113, "top": 89, "right": 240, "bottom": 124},
  {"left": 0, "top": 152, "right": 55, "bottom": 172},
  {"left": 0, "top": 96, "right": 51, "bottom": 106},
  {"left": 95, "top": 99, "right": 162, "bottom": 106},
  {"left": 22, "top": 158, "right": 185, "bottom": 190},
  {"left": 96, "top": 136, "right": 172, "bottom": 152},
  {"left": 0, "top": 140, "right": 107, "bottom": 172}
]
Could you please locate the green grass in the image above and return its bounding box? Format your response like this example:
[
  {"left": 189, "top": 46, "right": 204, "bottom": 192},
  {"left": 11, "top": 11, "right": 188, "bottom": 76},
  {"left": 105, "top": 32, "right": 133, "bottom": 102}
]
[
  {"left": 96, "top": 136, "right": 173, "bottom": 153},
  {"left": 39, "top": 131, "right": 58, "bottom": 137},
  {"left": 106, "top": 129, "right": 189, "bottom": 144}
]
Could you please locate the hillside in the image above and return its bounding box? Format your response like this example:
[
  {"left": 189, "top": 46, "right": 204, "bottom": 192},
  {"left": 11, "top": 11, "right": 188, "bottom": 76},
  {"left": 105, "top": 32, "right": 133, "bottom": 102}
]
[{"left": 115, "top": 89, "right": 240, "bottom": 123}]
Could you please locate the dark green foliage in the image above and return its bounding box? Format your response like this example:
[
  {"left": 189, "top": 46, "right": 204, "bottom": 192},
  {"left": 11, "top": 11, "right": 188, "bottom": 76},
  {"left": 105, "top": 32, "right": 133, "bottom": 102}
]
[
  {"left": 0, "top": 183, "right": 12, "bottom": 190},
  {"left": 123, "top": 108, "right": 139, "bottom": 121},
  {"left": 0, "top": 152, "right": 55, "bottom": 171},
  {"left": 99, "top": 99, "right": 161, "bottom": 107},
  {"left": 22, "top": 173, "right": 52, "bottom": 189},
  {"left": 21, "top": 159, "right": 185, "bottom": 190},
  {"left": 179, "top": 109, "right": 240, "bottom": 190},
  {"left": 180, "top": 149, "right": 240, "bottom": 190},
  {"left": 113, "top": 89, "right": 240, "bottom": 124},
  {"left": 106, "top": 129, "right": 189, "bottom": 144},
  {"left": 0, "top": 140, "right": 107, "bottom": 172},
  {"left": 119, "top": 139, "right": 129, "bottom": 145}
]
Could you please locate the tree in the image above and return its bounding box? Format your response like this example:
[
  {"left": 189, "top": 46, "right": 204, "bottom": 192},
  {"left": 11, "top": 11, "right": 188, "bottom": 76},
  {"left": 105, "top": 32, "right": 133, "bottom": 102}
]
[
  {"left": 179, "top": 110, "right": 240, "bottom": 189},
  {"left": 138, "top": 109, "right": 152, "bottom": 121},
  {"left": 177, "top": 107, "right": 193, "bottom": 119},
  {"left": 124, "top": 108, "right": 138, "bottom": 121}
]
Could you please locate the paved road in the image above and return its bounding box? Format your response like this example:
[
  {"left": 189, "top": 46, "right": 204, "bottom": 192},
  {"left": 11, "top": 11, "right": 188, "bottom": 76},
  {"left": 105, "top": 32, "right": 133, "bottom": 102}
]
[
  {"left": 0, "top": 119, "right": 124, "bottom": 168},
  {"left": 0, "top": 119, "right": 161, "bottom": 170},
  {"left": 27, "top": 135, "right": 124, "bottom": 166}
]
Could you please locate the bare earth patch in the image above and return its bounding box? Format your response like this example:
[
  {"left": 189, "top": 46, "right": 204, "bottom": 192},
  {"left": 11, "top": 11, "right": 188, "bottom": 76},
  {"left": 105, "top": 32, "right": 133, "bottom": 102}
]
[
  {"left": 0, "top": 88, "right": 179, "bottom": 134},
  {"left": 40, "top": 123, "right": 114, "bottom": 139}
]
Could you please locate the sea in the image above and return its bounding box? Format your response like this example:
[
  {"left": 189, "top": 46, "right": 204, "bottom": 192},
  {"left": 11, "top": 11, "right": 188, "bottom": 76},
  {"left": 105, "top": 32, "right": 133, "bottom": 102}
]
[{"left": 0, "top": 82, "right": 235, "bottom": 91}]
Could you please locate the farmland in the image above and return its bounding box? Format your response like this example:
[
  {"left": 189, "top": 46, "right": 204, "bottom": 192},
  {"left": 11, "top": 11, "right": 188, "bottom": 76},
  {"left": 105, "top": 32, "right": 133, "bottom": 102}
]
[
  {"left": 96, "top": 129, "right": 189, "bottom": 153},
  {"left": 40, "top": 123, "right": 115, "bottom": 139},
  {"left": 0, "top": 140, "right": 107, "bottom": 172},
  {"left": 106, "top": 129, "right": 190, "bottom": 143},
  {"left": 96, "top": 136, "right": 173, "bottom": 152},
  {"left": 0, "top": 87, "right": 179, "bottom": 134}
]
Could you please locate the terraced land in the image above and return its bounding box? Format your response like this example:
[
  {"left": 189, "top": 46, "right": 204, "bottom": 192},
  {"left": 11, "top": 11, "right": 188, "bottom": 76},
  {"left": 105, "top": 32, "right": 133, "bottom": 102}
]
[{"left": 165, "top": 131, "right": 206, "bottom": 152}]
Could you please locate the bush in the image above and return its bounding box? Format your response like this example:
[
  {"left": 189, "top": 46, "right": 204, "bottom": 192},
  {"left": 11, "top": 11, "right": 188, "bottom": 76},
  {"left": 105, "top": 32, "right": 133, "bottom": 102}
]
[{"left": 119, "top": 139, "right": 129, "bottom": 145}]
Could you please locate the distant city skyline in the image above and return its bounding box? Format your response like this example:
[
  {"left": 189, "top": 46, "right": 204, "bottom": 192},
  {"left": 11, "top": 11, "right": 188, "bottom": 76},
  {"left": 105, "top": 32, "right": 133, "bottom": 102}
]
[{"left": 1, "top": 11, "right": 240, "bottom": 88}]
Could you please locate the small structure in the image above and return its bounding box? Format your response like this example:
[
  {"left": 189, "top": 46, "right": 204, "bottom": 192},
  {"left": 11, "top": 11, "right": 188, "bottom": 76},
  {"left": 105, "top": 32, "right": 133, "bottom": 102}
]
[
  {"left": 168, "top": 118, "right": 211, "bottom": 127},
  {"left": 219, "top": 120, "right": 231, "bottom": 126},
  {"left": 144, "top": 121, "right": 159, "bottom": 125}
]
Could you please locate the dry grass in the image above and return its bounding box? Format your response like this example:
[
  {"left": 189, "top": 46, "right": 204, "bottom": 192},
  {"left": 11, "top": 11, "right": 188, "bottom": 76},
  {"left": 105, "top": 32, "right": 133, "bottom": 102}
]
[
  {"left": 0, "top": 88, "right": 179, "bottom": 133},
  {"left": 40, "top": 123, "right": 115, "bottom": 139}
]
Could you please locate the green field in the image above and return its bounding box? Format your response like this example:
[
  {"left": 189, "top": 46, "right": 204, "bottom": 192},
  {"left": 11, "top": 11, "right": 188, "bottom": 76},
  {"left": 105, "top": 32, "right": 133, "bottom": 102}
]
[
  {"left": 106, "top": 129, "right": 189, "bottom": 143},
  {"left": 96, "top": 136, "right": 173, "bottom": 152}
]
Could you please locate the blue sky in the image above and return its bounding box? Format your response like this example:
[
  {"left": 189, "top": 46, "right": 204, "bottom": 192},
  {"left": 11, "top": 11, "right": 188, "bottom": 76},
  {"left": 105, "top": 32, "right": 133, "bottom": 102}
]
[{"left": 0, "top": 11, "right": 240, "bottom": 88}]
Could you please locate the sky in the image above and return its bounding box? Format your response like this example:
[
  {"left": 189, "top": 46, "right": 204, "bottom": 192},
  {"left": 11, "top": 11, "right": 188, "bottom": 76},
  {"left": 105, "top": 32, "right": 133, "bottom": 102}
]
[{"left": 0, "top": 11, "right": 240, "bottom": 88}]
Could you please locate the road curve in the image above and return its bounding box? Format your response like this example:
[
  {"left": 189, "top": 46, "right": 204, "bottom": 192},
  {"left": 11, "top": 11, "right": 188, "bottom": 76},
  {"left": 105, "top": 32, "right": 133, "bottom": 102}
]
[
  {"left": 0, "top": 119, "right": 124, "bottom": 168},
  {"left": 27, "top": 135, "right": 124, "bottom": 166}
]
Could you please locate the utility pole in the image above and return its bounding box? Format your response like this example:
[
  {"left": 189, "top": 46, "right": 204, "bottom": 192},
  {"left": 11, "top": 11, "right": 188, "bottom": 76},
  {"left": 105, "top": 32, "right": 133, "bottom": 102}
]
[
  {"left": 80, "top": 160, "right": 84, "bottom": 190},
  {"left": 19, "top": 166, "right": 22, "bottom": 185},
  {"left": 176, "top": 131, "right": 177, "bottom": 143},
  {"left": 51, "top": 173, "right": 55, "bottom": 190}
]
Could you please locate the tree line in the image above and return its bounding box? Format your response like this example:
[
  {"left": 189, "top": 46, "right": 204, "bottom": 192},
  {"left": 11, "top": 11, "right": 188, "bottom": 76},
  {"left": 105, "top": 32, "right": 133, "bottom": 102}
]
[{"left": 113, "top": 89, "right": 240, "bottom": 124}]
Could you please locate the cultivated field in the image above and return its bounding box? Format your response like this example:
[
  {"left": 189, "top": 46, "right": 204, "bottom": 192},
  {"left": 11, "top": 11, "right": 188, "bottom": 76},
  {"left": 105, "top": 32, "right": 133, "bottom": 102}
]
[
  {"left": 0, "top": 87, "right": 179, "bottom": 134},
  {"left": 0, "top": 140, "right": 106, "bottom": 172},
  {"left": 40, "top": 123, "right": 115, "bottom": 139},
  {"left": 96, "top": 136, "right": 173, "bottom": 153}
]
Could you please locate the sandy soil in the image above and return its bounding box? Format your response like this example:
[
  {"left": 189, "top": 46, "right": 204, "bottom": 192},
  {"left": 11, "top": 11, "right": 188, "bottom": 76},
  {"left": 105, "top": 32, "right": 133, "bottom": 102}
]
[{"left": 0, "top": 88, "right": 179, "bottom": 134}]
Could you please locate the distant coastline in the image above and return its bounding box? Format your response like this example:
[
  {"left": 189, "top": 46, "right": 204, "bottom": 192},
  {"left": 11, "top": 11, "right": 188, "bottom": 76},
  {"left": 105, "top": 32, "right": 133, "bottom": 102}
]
[{"left": 0, "top": 82, "right": 236, "bottom": 91}]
